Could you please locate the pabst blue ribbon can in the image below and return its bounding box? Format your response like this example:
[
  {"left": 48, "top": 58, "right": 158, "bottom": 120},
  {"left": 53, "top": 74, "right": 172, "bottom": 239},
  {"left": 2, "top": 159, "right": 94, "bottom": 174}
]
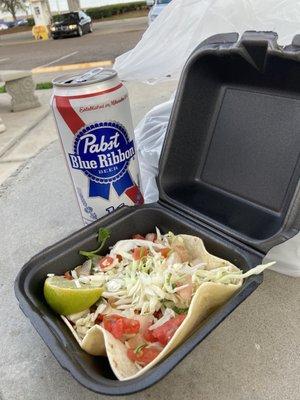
[{"left": 51, "top": 68, "right": 144, "bottom": 225}]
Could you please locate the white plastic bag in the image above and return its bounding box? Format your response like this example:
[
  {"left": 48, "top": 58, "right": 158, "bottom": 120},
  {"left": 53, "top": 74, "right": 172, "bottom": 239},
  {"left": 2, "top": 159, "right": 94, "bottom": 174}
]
[
  {"left": 115, "top": 0, "right": 300, "bottom": 83},
  {"left": 264, "top": 233, "right": 300, "bottom": 277},
  {"left": 135, "top": 96, "right": 175, "bottom": 203}
]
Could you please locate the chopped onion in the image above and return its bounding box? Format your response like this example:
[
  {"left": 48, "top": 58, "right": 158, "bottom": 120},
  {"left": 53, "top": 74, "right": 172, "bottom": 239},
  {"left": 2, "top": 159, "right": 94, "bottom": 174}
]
[
  {"left": 67, "top": 310, "right": 89, "bottom": 322},
  {"left": 74, "top": 279, "right": 81, "bottom": 288},
  {"left": 111, "top": 239, "right": 165, "bottom": 255},
  {"left": 71, "top": 270, "right": 78, "bottom": 280},
  {"left": 92, "top": 301, "right": 108, "bottom": 322},
  {"left": 106, "top": 279, "right": 123, "bottom": 292},
  {"left": 172, "top": 284, "right": 189, "bottom": 293},
  {"left": 75, "top": 260, "right": 92, "bottom": 277},
  {"left": 78, "top": 276, "right": 90, "bottom": 284},
  {"left": 155, "top": 227, "right": 162, "bottom": 242}
]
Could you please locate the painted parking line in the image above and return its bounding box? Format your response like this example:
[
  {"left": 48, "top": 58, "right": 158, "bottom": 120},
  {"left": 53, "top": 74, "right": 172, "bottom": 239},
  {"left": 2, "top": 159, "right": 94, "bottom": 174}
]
[
  {"left": 32, "top": 60, "right": 113, "bottom": 74},
  {"left": 36, "top": 51, "right": 79, "bottom": 69}
]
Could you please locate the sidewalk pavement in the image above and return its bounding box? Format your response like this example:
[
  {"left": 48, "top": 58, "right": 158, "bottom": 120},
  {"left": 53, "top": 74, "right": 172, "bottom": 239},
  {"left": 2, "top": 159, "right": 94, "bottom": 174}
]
[
  {"left": 0, "top": 81, "right": 299, "bottom": 400},
  {"left": 0, "top": 91, "right": 55, "bottom": 184}
]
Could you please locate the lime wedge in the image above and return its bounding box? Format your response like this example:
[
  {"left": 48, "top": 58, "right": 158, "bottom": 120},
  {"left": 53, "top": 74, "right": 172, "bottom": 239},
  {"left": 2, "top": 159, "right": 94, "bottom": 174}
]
[{"left": 44, "top": 276, "right": 103, "bottom": 316}]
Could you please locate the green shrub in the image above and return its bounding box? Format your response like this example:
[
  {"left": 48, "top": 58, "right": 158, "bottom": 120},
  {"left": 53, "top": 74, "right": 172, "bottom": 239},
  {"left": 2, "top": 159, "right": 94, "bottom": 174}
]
[
  {"left": 30, "top": 2, "right": 146, "bottom": 26},
  {"left": 27, "top": 17, "right": 34, "bottom": 26},
  {"left": 36, "top": 82, "right": 53, "bottom": 90},
  {"left": 85, "top": 2, "right": 147, "bottom": 21},
  {"left": 51, "top": 14, "right": 63, "bottom": 23},
  {"left": 0, "top": 82, "right": 53, "bottom": 94}
]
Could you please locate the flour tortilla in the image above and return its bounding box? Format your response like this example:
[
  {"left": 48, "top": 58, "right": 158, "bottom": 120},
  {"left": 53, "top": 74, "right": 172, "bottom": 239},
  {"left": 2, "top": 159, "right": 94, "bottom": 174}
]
[
  {"left": 62, "top": 234, "right": 243, "bottom": 378},
  {"left": 61, "top": 316, "right": 107, "bottom": 356}
]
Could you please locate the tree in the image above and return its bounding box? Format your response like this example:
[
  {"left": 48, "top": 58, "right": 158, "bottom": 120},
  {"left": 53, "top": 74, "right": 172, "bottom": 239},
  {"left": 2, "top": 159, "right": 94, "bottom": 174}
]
[{"left": 0, "top": 0, "right": 26, "bottom": 21}]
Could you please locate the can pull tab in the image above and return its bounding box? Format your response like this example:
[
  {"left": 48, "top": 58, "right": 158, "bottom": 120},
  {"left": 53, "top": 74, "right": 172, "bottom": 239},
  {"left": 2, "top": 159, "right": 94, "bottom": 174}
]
[{"left": 73, "top": 68, "right": 104, "bottom": 83}]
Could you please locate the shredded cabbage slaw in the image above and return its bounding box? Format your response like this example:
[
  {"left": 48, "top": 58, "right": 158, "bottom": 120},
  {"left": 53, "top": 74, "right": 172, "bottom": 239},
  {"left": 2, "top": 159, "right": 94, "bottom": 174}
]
[{"left": 61, "top": 229, "right": 273, "bottom": 341}]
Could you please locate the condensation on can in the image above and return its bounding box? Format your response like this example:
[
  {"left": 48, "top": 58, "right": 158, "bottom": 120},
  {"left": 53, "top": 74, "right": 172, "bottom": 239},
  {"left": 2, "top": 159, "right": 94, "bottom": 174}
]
[{"left": 51, "top": 68, "right": 144, "bottom": 226}]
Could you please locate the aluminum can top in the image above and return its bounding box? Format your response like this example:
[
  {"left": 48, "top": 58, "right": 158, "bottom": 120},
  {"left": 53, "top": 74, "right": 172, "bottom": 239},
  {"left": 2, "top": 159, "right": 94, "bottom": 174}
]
[{"left": 52, "top": 68, "right": 118, "bottom": 88}]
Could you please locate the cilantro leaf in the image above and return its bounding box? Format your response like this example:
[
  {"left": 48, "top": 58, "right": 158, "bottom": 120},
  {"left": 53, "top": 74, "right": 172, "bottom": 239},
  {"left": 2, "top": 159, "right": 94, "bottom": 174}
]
[
  {"left": 98, "top": 227, "right": 110, "bottom": 245},
  {"left": 134, "top": 344, "right": 147, "bottom": 354},
  {"left": 172, "top": 306, "right": 189, "bottom": 314},
  {"left": 79, "top": 227, "right": 111, "bottom": 259}
]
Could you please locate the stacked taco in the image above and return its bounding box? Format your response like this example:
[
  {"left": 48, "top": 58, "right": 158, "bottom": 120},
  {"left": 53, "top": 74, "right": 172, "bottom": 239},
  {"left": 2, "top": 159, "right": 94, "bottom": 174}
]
[{"left": 44, "top": 229, "right": 273, "bottom": 380}]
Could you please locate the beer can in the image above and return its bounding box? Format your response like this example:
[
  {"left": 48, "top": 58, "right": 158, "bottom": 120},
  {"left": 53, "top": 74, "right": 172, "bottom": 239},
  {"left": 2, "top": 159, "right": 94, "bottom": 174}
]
[{"left": 51, "top": 68, "right": 144, "bottom": 225}]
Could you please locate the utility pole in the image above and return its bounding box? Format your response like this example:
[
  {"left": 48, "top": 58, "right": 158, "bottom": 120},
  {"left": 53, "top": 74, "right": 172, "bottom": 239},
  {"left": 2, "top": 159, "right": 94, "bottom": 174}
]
[
  {"left": 67, "top": 0, "right": 81, "bottom": 11},
  {"left": 29, "top": 0, "right": 51, "bottom": 25}
]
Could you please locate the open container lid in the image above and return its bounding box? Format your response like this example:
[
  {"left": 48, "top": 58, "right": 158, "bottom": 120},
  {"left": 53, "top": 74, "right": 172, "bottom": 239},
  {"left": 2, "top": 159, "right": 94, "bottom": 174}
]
[{"left": 158, "top": 31, "right": 300, "bottom": 254}]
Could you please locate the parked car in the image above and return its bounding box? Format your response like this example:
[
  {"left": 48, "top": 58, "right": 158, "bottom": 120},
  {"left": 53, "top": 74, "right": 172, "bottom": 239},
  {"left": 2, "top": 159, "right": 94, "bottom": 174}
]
[
  {"left": 50, "top": 11, "right": 92, "bottom": 39},
  {"left": 6, "top": 20, "right": 17, "bottom": 28},
  {"left": 0, "top": 23, "right": 8, "bottom": 30},
  {"left": 17, "top": 18, "right": 28, "bottom": 26},
  {"left": 147, "top": 0, "right": 172, "bottom": 24}
]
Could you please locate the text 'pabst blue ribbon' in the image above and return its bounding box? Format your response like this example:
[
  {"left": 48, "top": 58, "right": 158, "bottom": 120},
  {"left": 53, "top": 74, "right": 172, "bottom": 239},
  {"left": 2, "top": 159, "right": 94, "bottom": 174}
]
[{"left": 69, "top": 122, "right": 136, "bottom": 199}]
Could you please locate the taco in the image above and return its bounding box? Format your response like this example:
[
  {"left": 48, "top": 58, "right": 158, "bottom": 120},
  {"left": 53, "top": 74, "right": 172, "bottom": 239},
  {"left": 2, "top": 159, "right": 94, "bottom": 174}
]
[{"left": 45, "top": 229, "right": 273, "bottom": 380}]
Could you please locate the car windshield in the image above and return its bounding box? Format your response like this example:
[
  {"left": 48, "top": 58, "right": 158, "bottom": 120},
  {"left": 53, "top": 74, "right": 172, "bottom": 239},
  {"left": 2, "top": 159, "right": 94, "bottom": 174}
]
[
  {"left": 55, "top": 13, "right": 78, "bottom": 24},
  {"left": 157, "top": 0, "right": 171, "bottom": 4}
]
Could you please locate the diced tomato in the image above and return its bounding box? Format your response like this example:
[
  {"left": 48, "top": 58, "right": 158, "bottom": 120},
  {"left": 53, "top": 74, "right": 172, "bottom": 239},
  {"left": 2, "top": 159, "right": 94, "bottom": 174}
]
[
  {"left": 98, "top": 256, "right": 114, "bottom": 271},
  {"left": 132, "top": 247, "right": 149, "bottom": 260},
  {"left": 103, "top": 315, "right": 140, "bottom": 340},
  {"left": 157, "top": 247, "right": 171, "bottom": 258},
  {"left": 122, "top": 318, "right": 140, "bottom": 334},
  {"left": 127, "top": 347, "right": 161, "bottom": 366},
  {"left": 150, "top": 315, "right": 186, "bottom": 346},
  {"left": 64, "top": 271, "right": 73, "bottom": 280},
  {"left": 95, "top": 314, "right": 104, "bottom": 324},
  {"left": 143, "top": 328, "right": 157, "bottom": 343},
  {"left": 132, "top": 234, "right": 145, "bottom": 240},
  {"left": 103, "top": 315, "right": 123, "bottom": 339},
  {"left": 145, "top": 233, "right": 157, "bottom": 242},
  {"left": 127, "top": 333, "right": 146, "bottom": 349}
]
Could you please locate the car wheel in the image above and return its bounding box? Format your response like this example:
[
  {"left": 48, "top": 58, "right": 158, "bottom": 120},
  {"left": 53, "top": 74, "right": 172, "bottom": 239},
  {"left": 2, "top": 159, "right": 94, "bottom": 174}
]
[
  {"left": 77, "top": 26, "right": 83, "bottom": 37},
  {"left": 88, "top": 23, "right": 93, "bottom": 33},
  {"left": 52, "top": 35, "right": 58, "bottom": 40}
]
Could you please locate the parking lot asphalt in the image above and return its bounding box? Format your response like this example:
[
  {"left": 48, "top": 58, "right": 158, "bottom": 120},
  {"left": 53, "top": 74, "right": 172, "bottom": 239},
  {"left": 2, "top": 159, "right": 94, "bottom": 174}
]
[{"left": 0, "top": 17, "right": 147, "bottom": 72}]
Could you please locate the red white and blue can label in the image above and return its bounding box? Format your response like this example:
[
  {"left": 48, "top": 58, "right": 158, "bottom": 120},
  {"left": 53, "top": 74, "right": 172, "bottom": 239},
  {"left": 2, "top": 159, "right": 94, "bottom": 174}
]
[
  {"left": 69, "top": 121, "right": 136, "bottom": 200},
  {"left": 51, "top": 72, "right": 144, "bottom": 225}
]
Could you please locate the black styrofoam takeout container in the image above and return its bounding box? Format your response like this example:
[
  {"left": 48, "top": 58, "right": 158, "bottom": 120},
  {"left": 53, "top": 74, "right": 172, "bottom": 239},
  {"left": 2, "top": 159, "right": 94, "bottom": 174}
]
[{"left": 15, "top": 31, "right": 300, "bottom": 395}]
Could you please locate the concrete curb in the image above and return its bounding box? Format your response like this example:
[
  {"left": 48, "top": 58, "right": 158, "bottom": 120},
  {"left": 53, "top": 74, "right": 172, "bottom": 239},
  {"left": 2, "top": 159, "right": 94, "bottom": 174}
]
[
  {"left": 0, "top": 108, "right": 50, "bottom": 159},
  {"left": 0, "top": 137, "right": 57, "bottom": 195}
]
